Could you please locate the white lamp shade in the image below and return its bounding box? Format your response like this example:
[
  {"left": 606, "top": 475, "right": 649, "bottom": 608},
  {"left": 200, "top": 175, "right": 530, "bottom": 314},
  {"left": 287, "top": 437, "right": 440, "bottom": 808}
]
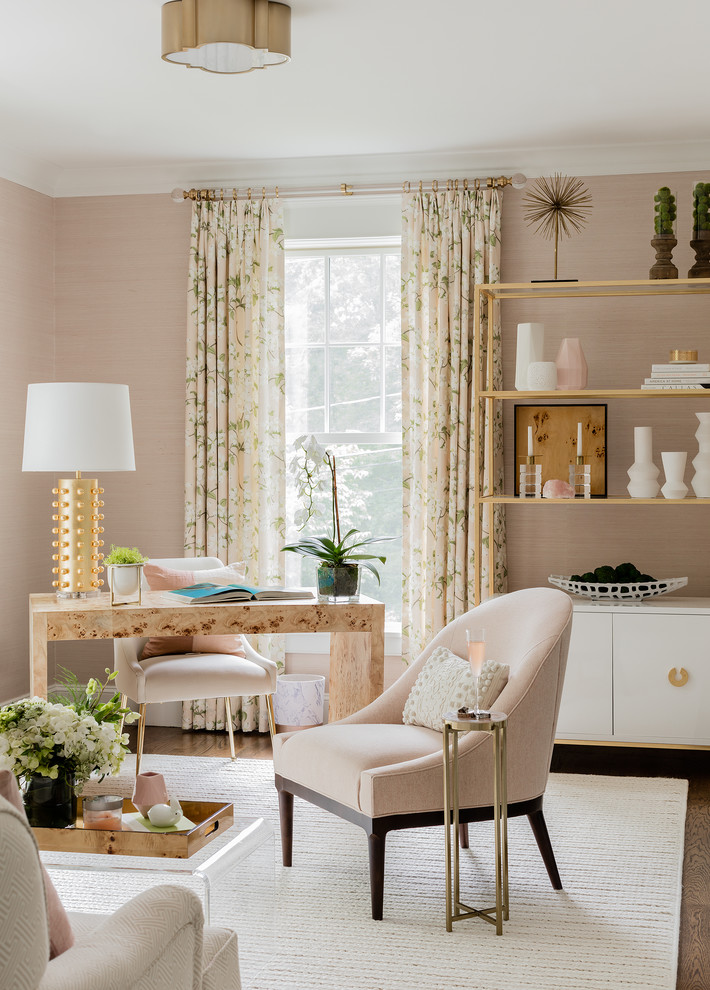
[{"left": 22, "top": 383, "right": 136, "bottom": 472}]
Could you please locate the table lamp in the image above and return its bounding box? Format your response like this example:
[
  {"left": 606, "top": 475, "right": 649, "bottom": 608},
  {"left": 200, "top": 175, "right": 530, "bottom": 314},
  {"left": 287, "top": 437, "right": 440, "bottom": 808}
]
[{"left": 22, "top": 383, "right": 136, "bottom": 598}]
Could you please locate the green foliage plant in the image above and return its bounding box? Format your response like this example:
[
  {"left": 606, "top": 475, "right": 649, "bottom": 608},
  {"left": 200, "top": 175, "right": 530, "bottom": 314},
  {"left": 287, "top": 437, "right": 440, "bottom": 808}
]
[
  {"left": 103, "top": 544, "right": 148, "bottom": 566},
  {"left": 282, "top": 435, "right": 392, "bottom": 583},
  {"left": 0, "top": 668, "right": 137, "bottom": 786},
  {"left": 653, "top": 187, "right": 677, "bottom": 235},
  {"left": 692, "top": 182, "right": 710, "bottom": 233}
]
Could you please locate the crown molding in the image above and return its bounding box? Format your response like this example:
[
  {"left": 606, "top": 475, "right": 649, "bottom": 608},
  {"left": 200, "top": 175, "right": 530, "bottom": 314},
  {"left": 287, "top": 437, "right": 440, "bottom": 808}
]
[{"left": 4, "top": 140, "right": 710, "bottom": 200}]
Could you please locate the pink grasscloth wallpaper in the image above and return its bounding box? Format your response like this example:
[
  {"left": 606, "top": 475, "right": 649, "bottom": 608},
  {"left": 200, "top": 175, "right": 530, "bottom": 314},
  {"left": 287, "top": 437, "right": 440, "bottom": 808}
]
[{"left": 3, "top": 169, "right": 709, "bottom": 699}]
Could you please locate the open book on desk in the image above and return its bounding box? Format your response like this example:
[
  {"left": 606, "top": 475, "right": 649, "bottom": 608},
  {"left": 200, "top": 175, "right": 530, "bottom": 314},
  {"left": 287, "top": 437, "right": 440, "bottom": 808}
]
[{"left": 167, "top": 582, "right": 315, "bottom": 604}]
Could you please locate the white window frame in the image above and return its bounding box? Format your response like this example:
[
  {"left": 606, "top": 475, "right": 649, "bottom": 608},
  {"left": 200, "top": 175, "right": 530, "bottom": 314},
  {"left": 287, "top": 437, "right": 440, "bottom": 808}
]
[{"left": 284, "top": 235, "right": 402, "bottom": 655}]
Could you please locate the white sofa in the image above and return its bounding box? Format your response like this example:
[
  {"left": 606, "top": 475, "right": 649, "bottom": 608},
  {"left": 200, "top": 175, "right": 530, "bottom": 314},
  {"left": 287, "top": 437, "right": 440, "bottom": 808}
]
[{"left": 0, "top": 793, "right": 242, "bottom": 990}]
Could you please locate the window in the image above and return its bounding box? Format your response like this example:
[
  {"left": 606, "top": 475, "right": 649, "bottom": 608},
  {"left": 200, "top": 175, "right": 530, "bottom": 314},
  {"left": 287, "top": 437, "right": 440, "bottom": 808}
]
[{"left": 284, "top": 238, "right": 402, "bottom": 624}]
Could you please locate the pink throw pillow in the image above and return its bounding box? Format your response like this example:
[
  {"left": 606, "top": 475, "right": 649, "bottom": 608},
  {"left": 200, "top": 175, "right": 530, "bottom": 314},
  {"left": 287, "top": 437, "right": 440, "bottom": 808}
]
[
  {"left": 141, "top": 561, "right": 248, "bottom": 659},
  {"left": 143, "top": 561, "right": 246, "bottom": 591},
  {"left": 0, "top": 770, "right": 74, "bottom": 959}
]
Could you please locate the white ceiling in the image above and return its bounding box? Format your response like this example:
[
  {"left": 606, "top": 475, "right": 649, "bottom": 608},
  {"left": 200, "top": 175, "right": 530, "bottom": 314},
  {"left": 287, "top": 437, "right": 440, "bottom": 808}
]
[{"left": 1, "top": 0, "right": 709, "bottom": 196}]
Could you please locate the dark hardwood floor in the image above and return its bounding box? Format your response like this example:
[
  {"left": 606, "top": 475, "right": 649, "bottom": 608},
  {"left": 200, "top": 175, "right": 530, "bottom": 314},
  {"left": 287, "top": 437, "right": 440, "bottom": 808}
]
[{"left": 131, "top": 725, "right": 710, "bottom": 990}]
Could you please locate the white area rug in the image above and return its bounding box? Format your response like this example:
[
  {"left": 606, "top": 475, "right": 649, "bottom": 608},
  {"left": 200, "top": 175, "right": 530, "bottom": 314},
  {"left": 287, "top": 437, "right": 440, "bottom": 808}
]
[{"left": 58, "top": 755, "right": 687, "bottom": 990}]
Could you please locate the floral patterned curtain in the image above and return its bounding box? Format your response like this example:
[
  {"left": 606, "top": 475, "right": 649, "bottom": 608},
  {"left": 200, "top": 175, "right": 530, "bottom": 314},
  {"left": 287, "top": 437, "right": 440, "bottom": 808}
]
[
  {"left": 401, "top": 186, "right": 507, "bottom": 663},
  {"left": 183, "top": 196, "right": 286, "bottom": 733}
]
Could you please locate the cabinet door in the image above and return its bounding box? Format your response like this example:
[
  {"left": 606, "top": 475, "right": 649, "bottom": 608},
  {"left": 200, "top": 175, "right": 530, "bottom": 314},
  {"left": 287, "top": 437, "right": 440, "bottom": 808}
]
[
  {"left": 556, "top": 611, "right": 613, "bottom": 738},
  {"left": 613, "top": 614, "right": 710, "bottom": 745}
]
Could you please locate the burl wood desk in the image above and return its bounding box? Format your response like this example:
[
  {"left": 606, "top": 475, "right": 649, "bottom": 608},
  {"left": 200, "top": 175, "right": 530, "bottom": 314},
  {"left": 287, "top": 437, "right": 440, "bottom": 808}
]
[{"left": 29, "top": 591, "right": 385, "bottom": 721}]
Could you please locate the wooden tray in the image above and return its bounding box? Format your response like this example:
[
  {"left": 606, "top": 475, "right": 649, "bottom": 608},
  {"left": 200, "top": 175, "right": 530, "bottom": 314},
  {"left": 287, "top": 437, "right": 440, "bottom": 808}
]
[{"left": 33, "top": 799, "right": 234, "bottom": 859}]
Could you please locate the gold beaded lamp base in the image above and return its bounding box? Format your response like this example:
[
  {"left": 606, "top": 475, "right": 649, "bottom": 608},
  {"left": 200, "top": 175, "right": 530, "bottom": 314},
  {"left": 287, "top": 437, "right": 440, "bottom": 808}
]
[{"left": 51, "top": 473, "right": 105, "bottom": 598}]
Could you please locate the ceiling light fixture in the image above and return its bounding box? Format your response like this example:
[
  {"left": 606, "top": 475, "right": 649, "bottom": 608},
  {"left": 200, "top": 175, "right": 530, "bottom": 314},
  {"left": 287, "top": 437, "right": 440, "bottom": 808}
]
[{"left": 161, "top": 0, "right": 291, "bottom": 74}]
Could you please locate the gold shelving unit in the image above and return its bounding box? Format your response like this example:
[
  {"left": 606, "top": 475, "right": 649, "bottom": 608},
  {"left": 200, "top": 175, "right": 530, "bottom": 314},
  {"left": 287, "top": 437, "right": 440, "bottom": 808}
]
[{"left": 472, "top": 278, "right": 710, "bottom": 604}]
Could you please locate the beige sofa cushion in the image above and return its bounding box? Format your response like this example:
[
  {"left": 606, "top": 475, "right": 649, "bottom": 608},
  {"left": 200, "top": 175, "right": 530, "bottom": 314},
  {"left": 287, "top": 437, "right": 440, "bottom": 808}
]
[{"left": 402, "top": 646, "right": 509, "bottom": 730}]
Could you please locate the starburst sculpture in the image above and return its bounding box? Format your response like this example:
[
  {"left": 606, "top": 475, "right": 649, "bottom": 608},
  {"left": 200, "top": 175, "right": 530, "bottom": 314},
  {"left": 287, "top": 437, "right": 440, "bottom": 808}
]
[{"left": 523, "top": 174, "right": 593, "bottom": 280}]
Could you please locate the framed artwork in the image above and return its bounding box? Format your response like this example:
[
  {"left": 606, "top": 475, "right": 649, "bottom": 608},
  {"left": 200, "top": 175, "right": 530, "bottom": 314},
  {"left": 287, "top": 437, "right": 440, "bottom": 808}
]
[{"left": 514, "top": 404, "right": 607, "bottom": 496}]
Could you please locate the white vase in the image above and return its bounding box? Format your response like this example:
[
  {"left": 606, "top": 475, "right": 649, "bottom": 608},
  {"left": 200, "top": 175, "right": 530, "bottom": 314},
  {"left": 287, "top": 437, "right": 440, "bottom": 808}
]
[
  {"left": 691, "top": 411, "right": 710, "bottom": 497},
  {"left": 526, "top": 361, "right": 557, "bottom": 390},
  {"left": 661, "top": 451, "right": 688, "bottom": 500},
  {"left": 626, "top": 426, "right": 660, "bottom": 498},
  {"left": 108, "top": 563, "right": 143, "bottom": 599},
  {"left": 515, "top": 323, "right": 544, "bottom": 390}
]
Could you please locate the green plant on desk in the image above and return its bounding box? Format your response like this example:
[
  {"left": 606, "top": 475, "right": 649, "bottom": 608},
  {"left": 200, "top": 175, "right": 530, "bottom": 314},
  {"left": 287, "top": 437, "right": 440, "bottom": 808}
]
[{"left": 103, "top": 544, "right": 148, "bottom": 566}]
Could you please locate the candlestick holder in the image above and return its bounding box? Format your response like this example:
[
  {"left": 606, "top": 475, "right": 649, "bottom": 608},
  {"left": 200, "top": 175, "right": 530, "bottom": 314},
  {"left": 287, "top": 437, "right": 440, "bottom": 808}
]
[
  {"left": 569, "top": 456, "right": 591, "bottom": 498},
  {"left": 519, "top": 456, "right": 542, "bottom": 497}
]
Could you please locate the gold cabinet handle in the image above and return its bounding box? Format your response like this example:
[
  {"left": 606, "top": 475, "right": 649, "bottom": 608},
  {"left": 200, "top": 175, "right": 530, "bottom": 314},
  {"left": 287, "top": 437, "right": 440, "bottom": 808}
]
[{"left": 668, "top": 667, "right": 689, "bottom": 687}]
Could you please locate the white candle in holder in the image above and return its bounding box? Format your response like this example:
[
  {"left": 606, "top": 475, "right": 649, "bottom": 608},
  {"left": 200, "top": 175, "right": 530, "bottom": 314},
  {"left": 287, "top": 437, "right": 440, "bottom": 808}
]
[
  {"left": 528, "top": 426, "right": 533, "bottom": 457},
  {"left": 577, "top": 422, "right": 583, "bottom": 457}
]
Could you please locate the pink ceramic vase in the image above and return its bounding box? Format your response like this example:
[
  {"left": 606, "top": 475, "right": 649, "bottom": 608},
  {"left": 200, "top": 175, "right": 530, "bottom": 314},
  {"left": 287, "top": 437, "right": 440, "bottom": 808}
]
[
  {"left": 132, "top": 771, "right": 169, "bottom": 817},
  {"left": 555, "top": 338, "right": 588, "bottom": 390}
]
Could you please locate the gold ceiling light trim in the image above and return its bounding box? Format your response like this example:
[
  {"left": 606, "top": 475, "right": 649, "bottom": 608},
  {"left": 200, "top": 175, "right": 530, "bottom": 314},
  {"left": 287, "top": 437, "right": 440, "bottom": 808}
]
[{"left": 162, "top": 0, "right": 291, "bottom": 74}]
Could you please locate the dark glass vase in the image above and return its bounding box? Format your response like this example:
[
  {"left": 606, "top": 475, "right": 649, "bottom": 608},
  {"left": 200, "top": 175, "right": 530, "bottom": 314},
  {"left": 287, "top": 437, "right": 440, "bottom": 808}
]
[
  {"left": 316, "top": 563, "right": 361, "bottom": 603},
  {"left": 22, "top": 772, "right": 77, "bottom": 828}
]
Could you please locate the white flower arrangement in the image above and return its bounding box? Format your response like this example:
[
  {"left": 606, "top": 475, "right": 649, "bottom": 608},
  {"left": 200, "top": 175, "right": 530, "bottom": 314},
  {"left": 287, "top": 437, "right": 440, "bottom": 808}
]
[{"left": 0, "top": 668, "right": 136, "bottom": 787}]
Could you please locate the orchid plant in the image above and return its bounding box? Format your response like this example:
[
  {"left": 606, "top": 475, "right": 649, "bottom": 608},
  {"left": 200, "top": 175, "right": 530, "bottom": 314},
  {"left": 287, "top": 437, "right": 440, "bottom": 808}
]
[{"left": 283, "top": 434, "right": 391, "bottom": 583}]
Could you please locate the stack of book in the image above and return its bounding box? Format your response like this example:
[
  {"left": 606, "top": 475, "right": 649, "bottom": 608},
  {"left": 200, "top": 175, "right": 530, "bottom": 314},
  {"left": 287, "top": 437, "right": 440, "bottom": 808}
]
[{"left": 642, "top": 362, "right": 710, "bottom": 390}]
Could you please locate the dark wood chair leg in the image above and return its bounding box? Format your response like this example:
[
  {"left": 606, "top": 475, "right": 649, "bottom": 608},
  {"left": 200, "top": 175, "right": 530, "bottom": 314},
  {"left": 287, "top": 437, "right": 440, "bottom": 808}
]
[
  {"left": 458, "top": 822, "right": 469, "bottom": 849},
  {"left": 278, "top": 789, "right": 294, "bottom": 867},
  {"left": 367, "top": 830, "right": 386, "bottom": 921},
  {"left": 527, "top": 808, "right": 562, "bottom": 889}
]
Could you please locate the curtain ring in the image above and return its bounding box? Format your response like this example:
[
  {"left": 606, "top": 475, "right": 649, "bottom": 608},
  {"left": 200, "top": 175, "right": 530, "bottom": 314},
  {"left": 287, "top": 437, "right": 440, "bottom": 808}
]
[
  {"left": 275, "top": 185, "right": 279, "bottom": 198},
  {"left": 232, "top": 188, "right": 237, "bottom": 201},
  {"left": 403, "top": 180, "right": 410, "bottom": 194},
  {"left": 454, "top": 179, "right": 459, "bottom": 191},
  {"left": 463, "top": 179, "right": 468, "bottom": 191},
  {"left": 432, "top": 179, "right": 438, "bottom": 193},
  {"left": 418, "top": 180, "right": 423, "bottom": 194},
  {"left": 247, "top": 187, "right": 252, "bottom": 200},
  {"left": 219, "top": 188, "right": 224, "bottom": 202},
  {"left": 262, "top": 186, "right": 266, "bottom": 198}
]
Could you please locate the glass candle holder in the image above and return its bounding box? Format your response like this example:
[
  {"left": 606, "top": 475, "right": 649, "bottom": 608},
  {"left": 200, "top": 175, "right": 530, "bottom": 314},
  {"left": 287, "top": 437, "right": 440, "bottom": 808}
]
[
  {"left": 569, "top": 457, "right": 591, "bottom": 498},
  {"left": 82, "top": 794, "right": 123, "bottom": 830},
  {"left": 519, "top": 457, "right": 542, "bottom": 498}
]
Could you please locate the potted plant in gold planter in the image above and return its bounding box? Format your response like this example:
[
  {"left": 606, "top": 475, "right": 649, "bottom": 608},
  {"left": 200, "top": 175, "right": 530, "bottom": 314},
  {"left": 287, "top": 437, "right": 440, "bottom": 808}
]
[
  {"left": 283, "top": 436, "right": 391, "bottom": 603},
  {"left": 649, "top": 186, "right": 678, "bottom": 279},
  {"left": 689, "top": 181, "right": 710, "bottom": 278},
  {"left": 104, "top": 545, "right": 148, "bottom": 605}
]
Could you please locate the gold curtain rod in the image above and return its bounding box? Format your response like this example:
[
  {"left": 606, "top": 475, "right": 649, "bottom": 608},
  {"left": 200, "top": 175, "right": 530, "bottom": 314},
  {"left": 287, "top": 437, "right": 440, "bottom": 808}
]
[{"left": 171, "top": 174, "right": 526, "bottom": 203}]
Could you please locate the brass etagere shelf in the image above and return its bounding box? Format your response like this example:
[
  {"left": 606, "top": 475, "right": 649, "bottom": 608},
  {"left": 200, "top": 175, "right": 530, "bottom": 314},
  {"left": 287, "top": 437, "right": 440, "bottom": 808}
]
[{"left": 472, "top": 278, "right": 710, "bottom": 605}]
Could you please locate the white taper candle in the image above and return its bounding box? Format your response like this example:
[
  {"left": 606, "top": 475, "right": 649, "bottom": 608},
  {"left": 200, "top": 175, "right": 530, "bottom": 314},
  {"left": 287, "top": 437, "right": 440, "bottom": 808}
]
[
  {"left": 528, "top": 426, "right": 533, "bottom": 456},
  {"left": 577, "top": 422, "right": 583, "bottom": 457}
]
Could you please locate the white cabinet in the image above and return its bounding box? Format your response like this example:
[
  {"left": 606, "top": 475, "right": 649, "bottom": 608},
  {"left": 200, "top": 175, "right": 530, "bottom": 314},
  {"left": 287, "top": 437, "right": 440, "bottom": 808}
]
[
  {"left": 556, "top": 611, "right": 612, "bottom": 739},
  {"left": 556, "top": 598, "right": 710, "bottom": 748}
]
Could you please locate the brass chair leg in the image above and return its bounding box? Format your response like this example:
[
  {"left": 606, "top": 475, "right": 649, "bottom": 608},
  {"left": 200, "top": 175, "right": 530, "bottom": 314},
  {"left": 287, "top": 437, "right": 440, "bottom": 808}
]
[
  {"left": 118, "top": 694, "right": 128, "bottom": 736},
  {"left": 266, "top": 693, "right": 276, "bottom": 740},
  {"left": 135, "top": 703, "right": 147, "bottom": 777},
  {"left": 224, "top": 697, "right": 236, "bottom": 761}
]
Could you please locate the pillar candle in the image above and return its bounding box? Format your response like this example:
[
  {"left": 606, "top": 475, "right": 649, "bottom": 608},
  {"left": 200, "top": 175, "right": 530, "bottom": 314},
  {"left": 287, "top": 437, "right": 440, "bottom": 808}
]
[
  {"left": 528, "top": 426, "right": 533, "bottom": 457},
  {"left": 577, "top": 422, "right": 583, "bottom": 457}
]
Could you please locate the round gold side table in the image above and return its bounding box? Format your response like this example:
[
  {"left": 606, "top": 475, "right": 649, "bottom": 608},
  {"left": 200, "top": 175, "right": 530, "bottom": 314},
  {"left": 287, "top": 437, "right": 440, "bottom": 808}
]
[{"left": 442, "top": 710, "right": 509, "bottom": 935}]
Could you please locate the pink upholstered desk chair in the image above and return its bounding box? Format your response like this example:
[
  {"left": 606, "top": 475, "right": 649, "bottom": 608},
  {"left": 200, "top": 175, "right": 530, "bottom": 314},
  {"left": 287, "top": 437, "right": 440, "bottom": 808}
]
[
  {"left": 113, "top": 556, "right": 277, "bottom": 775},
  {"left": 273, "top": 587, "right": 573, "bottom": 919}
]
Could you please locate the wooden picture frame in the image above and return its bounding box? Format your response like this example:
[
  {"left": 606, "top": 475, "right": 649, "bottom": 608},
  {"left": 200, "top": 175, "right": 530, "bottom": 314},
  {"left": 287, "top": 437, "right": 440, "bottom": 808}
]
[{"left": 514, "top": 404, "right": 607, "bottom": 496}]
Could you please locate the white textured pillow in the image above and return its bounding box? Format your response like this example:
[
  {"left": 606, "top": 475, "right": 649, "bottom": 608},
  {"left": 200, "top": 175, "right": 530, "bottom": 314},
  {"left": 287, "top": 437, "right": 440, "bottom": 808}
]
[{"left": 402, "top": 646, "right": 509, "bottom": 731}]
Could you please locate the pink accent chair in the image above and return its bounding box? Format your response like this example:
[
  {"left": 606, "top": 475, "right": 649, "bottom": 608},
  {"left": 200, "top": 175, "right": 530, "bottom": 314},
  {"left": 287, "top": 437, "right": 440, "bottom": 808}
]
[{"left": 273, "top": 587, "right": 573, "bottom": 919}]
